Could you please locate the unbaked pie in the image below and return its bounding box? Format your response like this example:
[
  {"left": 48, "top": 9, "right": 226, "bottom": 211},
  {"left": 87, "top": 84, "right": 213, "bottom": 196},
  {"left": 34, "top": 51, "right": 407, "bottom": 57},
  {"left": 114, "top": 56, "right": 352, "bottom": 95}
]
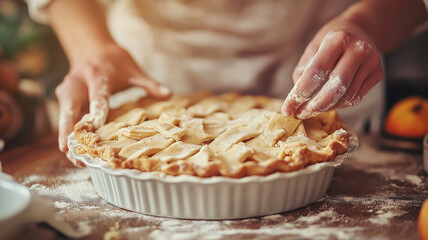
[{"left": 73, "top": 91, "right": 349, "bottom": 178}]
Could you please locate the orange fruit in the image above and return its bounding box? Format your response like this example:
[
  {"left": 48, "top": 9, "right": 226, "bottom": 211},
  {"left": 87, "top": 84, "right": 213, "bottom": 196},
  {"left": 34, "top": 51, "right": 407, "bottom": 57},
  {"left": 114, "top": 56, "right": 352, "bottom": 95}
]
[
  {"left": 384, "top": 96, "right": 428, "bottom": 138},
  {"left": 419, "top": 198, "right": 428, "bottom": 240}
]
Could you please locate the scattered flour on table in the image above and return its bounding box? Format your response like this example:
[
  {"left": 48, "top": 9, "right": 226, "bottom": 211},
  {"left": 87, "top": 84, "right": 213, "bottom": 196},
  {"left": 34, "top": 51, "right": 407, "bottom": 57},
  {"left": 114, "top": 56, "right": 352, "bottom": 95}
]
[
  {"left": 27, "top": 168, "right": 99, "bottom": 202},
  {"left": 21, "top": 168, "right": 402, "bottom": 240},
  {"left": 22, "top": 174, "right": 45, "bottom": 184},
  {"left": 368, "top": 210, "right": 407, "bottom": 225},
  {"left": 295, "top": 209, "right": 337, "bottom": 224},
  {"left": 131, "top": 208, "right": 361, "bottom": 240},
  {"left": 330, "top": 196, "right": 408, "bottom": 226},
  {"left": 260, "top": 214, "right": 283, "bottom": 221},
  {"left": 404, "top": 174, "right": 423, "bottom": 186},
  {"left": 145, "top": 221, "right": 361, "bottom": 240}
]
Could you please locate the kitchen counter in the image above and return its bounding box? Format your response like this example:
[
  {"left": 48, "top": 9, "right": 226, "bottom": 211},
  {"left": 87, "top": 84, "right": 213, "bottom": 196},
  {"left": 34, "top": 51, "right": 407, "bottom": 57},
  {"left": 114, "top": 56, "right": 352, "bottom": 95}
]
[{"left": 1, "top": 133, "right": 427, "bottom": 240}]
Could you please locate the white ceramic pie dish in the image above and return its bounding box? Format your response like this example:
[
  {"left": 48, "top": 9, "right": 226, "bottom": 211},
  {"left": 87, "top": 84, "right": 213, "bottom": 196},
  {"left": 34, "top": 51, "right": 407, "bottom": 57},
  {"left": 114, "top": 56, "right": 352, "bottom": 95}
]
[{"left": 68, "top": 131, "right": 358, "bottom": 220}]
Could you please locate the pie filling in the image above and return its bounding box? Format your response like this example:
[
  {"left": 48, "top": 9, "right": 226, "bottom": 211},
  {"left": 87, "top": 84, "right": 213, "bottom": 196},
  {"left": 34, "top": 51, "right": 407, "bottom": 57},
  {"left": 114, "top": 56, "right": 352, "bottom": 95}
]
[{"left": 73, "top": 91, "right": 349, "bottom": 178}]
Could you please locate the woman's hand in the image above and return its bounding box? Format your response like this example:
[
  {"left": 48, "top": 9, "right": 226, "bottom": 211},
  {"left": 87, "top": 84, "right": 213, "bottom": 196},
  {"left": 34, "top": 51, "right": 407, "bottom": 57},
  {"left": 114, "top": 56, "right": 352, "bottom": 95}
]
[
  {"left": 46, "top": 0, "right": 172, "bottom": 167},
  {"left": 282, "top": 18, "right": 383, "bottom": 119},
  {"left": 56, "top": 44, "right": 171, "bottom": 166}
]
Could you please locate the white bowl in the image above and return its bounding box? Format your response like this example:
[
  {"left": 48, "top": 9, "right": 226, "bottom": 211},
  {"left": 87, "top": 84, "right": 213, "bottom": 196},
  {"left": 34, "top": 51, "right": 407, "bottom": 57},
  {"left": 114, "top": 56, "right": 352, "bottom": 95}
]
[
  {"left": 69, "top": 131, "right": 358, "bottom": 219},
  {"left": 0, "top": 180, "right": 31, "bottom": 239}
]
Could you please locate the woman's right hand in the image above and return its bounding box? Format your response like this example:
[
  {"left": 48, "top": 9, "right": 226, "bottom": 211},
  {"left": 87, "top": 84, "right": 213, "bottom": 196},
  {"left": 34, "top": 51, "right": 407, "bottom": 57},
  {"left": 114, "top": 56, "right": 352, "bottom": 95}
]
[{"left": 56, "top": 44, "right": 171, "bottom": 167}]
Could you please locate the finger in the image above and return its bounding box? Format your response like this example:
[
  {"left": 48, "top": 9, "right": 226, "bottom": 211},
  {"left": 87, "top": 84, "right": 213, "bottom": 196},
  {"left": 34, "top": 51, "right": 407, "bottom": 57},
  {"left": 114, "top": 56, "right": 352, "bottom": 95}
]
[
  {"left": 295, "top": 42, "right": 367, "bottom": 119},
  {"left": 282, "top": 31, "right": 347, "bottom": 116},
  {"left": 66, "top": 151, "right": 86, "bottom": 168},
  {"left": 56, "top": 77, "right": 88, "bottom": 152},
  {"left": 354, "top": 68, "right": 383, "bottom": 100},
  {"left": 292, "top": 43, "right": 318, "bottom": 84},
  {"left": 331, "top": 55, "right": 382, "bottom": 109},
  {"left": 327, "top": 69, "right": 369, "bottom": 110},
  {"left": 86, "top": 75, "right": 110, "bottom": 128},
  {"left": 129, "top": 75, "right": 172, "bottom": 100},
  {"left": 332, "top": 68, "right": 382, "bottom": 110}
]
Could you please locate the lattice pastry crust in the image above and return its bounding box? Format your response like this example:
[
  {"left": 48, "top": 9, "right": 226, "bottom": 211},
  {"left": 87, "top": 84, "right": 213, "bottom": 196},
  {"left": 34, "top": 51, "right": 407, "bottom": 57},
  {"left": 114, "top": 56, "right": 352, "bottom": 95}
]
[{"left": 73, "top": 91, "right": 349, "bottom": 178}]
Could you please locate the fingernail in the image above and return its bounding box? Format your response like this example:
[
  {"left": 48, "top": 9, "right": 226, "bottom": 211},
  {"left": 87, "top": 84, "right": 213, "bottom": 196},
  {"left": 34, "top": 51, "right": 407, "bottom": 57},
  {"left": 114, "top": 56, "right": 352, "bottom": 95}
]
[
  {"left": 66, "top": 151, "right": 85, "bottom": 168},
  {"left": 159, "top": 85, "right": 171, "bottom": 95},
  {"left": 77, "top": 161, "right": 86, "bottom": 168},
  {"left": 59, "top": 138, "right": 66, "bottom": 152},
  {"left": 281, "top": 102, "right": 291, "bottom": 116}
]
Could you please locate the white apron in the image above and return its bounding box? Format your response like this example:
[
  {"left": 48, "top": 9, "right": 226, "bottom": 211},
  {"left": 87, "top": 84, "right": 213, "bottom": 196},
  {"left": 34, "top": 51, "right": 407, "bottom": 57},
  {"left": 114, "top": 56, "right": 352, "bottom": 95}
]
[{"left": 28, "top": 0, "right": 385, "bottom": 131}]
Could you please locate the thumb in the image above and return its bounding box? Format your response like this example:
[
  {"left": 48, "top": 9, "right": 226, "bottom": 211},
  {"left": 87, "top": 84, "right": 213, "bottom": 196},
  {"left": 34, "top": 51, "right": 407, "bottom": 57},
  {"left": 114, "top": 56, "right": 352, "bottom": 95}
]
[
  {"left": 85, "top": 76, "right": 110, "bottom": 128},
  {"left": 129, "top": 75, "right": 172, "bottom": 100},
  {"left": 81, "top": 98, "right": 109, "bottom": 129}
]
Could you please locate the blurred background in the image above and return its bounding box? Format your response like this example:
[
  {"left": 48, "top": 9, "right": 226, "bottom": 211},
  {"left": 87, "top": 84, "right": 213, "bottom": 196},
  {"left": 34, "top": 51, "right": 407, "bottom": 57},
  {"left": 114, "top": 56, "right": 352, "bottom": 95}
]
[
  {"left": 0, "top": 0, "right": 427, "bottom": 149},
  {"left": 0, "top": 0, "right": 67, "bottom": 147}
]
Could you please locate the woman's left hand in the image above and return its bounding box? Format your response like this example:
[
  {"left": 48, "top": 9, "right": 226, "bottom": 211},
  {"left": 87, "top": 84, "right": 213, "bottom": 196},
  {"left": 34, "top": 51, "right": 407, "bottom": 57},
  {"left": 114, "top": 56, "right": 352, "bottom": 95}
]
[{"left": 282, "top": 18, "right": 383, "bottom": 119}]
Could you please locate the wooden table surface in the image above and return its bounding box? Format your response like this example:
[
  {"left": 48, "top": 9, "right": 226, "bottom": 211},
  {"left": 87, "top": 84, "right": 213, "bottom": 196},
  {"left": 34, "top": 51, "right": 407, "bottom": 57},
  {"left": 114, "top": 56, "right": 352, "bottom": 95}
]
[{"left": 1, "top": 133, "right": 427, "bottom": 240}]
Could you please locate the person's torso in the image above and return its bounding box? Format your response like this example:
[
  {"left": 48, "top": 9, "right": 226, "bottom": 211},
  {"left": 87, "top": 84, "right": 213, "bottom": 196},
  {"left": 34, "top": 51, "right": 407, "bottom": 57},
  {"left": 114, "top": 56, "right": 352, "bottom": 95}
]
[{"left": 106, "top": 0, "right": 355, "bottom": 96}]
